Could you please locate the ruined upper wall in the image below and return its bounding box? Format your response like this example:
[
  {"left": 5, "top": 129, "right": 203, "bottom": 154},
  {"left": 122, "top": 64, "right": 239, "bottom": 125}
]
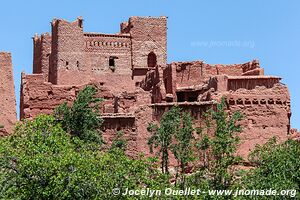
[
  {"left": 0, "top": 52, "right": 17, "bottom": 134},
  {"left": 33, "top": 33, "right": 51, "bottom": 82},
  {"left": 224, "top": 83, "right": 291, "bottom": 158},
  {"left": 20, "top": 72, "right": 150, "bottom": 119},
  {"left": 169, "top": 60, "right": 262, "bottom": 89}
]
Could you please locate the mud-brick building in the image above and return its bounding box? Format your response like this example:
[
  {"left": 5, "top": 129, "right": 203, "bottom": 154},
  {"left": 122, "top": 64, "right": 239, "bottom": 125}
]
[{"left": 0, "top": 16, "right": 298, "bottom": 159}]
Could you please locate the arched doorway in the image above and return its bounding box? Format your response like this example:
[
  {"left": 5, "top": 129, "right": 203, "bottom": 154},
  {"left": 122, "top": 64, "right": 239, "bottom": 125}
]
[{"left": 147, "top": 52, "right": 157, "bottom": 68}]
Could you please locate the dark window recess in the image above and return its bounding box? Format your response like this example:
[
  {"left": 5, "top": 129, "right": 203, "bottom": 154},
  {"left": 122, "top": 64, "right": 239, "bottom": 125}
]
[
  {"left": 109, "top": 58, "right": 115, "bottom": 67},
  {"left": 177, "top": 92, "right": 185, "bottom": 102},
  {"left": 177, "top": 91, "right": 198, "bottom": 102},
  {"left": 109, "top": 56, "right": 118, "bottom": 72},
  {"left": 147, "top": 52, "right": 157, "bottom": 68},
  {"left": 188, "top": 93, "right": 198, "bottom": 102}
]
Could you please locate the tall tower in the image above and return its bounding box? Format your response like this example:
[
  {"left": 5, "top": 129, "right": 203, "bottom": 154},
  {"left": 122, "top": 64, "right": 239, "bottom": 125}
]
[
  {"left": 0, "top": 52, "right": 17, "bottom": 134},
  {"left": 49, "top": 17, "right": 86, "bottom": 85},
  {"left": 128, "top": 16, "right": 167, "bottom": 79}
]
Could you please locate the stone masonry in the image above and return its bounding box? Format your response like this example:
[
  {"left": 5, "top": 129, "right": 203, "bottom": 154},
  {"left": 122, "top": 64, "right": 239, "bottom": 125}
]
[{"left": 0, "top": 16, "right": 298, "bottom": 162}]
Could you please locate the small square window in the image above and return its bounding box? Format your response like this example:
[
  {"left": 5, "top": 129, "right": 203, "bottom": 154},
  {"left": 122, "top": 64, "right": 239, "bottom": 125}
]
[{"left": 109, "top": 58, "right": 115, "bottom": 67}]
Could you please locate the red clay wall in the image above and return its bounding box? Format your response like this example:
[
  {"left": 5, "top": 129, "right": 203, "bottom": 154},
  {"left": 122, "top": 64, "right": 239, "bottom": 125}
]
[
  {"left": 20, "top": 72, "right": 153, "bottom": 158},
  {"left": 225, "top": 84, "right": 291, "bottom": 159},
  {"left": 21, "top": 73, "right": 77, "bottom": 119},
  {"left": 227, "top": 76, "right": 280, "bottom": 91},
  {"left": 33, "top": 33, "right": 51, "bottom": 82},
  {"left": 171, "top": 60, "right": 261, "bottom": 89},
  {"left": 129, "top": 16, "right": 167, "bottom": 70},
  {"left": 49, "top": 18, "right": 86, "bottom": 85},
  {"left": 20, "top": 73, "right": 129, "bottom": 119},
  {"left": 0, "top": 52, "right": 17, "bottom": 134},
  {"left": 140, "top": 66, "right": 167, "bottom": 103},
  {"left": 33, "top": 36, "right": 41, "bottom": 74},
  {"left": 34, "top": 17, "right": 168, "bottom": 95},
  {"left": 20, "top": 72, "right": 151, "bottom": 119},
  {"left": 84, "top": 33, "right": 132, "bottom": 74}
]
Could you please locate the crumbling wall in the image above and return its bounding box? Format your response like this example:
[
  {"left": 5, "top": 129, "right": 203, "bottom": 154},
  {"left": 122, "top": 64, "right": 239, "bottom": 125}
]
[
  {"left": 33, "top": 36, "right": 41, "bottom": 74},
  {"left": 227, "top": 76, "right": 280, "bottom": 91},
  {"left": 225, "top": 84, "right": 291, "bottom": 159},
  {"left": 140, "top": 66, "right": 166, "bottom": 103},
  {"left": 33, "top": 33, "right": 51, "bottom": 82},
  {"left": 20, "top": 73, "right": 118, "bottom": 119},
  {"left": 0, "top": 52, "right": 17, "bottom": 134},
  {"left": 171, "top": 61, "right": 205, "bottom": 88},
  {"left": 140, "top": 68, "right": 160, "bottom": 91},
  {"left": 163, "top": 65, "right": 173, "bottom": 94},
  {"left": 20, "top": 72, "right": 150, "bottom": 119},
  {"left": 20, "top": 71, "right": 152, "bottom": 159},
  {"left": 171, "top": 60, "right": 261, "bottom": 89},
  {"left": 290, "top": 129, "right": 300, "bottom": 142},
  {"left": 21, "top": 73, "right": 77, "bottom": 119}
]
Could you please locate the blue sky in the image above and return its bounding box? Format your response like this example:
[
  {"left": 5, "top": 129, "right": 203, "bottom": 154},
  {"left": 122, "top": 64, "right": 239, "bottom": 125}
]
[{"left": 0, "top": 0, "right": 299, "bottom": 128}]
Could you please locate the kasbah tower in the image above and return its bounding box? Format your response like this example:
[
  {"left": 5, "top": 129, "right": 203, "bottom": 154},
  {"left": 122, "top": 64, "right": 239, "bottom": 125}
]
[{"left": 0, "top": 16, "right": 299, "bottom": 161}]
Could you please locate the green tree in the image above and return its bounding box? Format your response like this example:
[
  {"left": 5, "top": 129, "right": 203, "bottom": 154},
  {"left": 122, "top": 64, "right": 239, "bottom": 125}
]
[
  {"left": 198, "top": 98, "right": 243, "bottom": 189},
  {"left": 110, "top": 131, "right": 127, "bottom": 151},
  {"left": 0, "top": 115, "right": 101, "bottom": 199},
  {"left": 0, "top": 115, "right": 170, "bottom": 200},
  {"left": 54, "top": 86, "right": 104, "bottom": 145},
  {"left": 171, "top": 112, "right": 195, "bottom": 187},
  {"left": 240, "top": 138, "right": 300, "bottom": 199},
  {"left": 147, "top": 106, "right": 181, "bottom": 174},
  {"left": 196, "top": 133, "right": 210, "bottom": 168}
]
